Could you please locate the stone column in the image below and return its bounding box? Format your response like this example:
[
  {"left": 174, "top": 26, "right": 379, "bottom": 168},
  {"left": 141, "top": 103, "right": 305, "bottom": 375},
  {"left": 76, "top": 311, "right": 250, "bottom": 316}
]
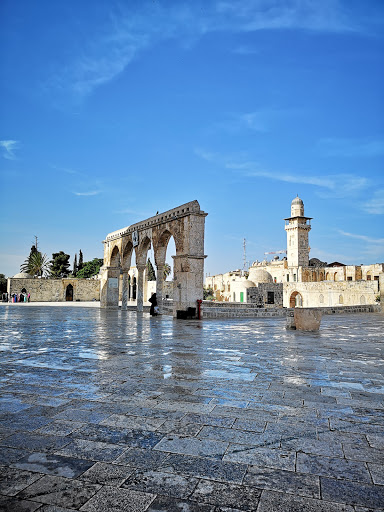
[
  {"left": 122, "top": 272, "right": 128, "bottom": 309},
  {"left": 156, "top": 264, "right": 164, "bottom": 313},
  {"left": 136, "top": 264, "right": 146, "bottom": 312},
  {"left": 100, "top": 267, "right": 120, "bottom": 309},
  {"left": 172, "top": 255, "right": 206, "bottom": 318}
]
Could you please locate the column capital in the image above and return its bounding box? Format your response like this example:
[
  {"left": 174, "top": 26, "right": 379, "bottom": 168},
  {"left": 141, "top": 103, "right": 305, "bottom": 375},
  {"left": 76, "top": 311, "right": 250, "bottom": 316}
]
[{"left": 136, "top": 264, "right": 146, "bottom": 272}]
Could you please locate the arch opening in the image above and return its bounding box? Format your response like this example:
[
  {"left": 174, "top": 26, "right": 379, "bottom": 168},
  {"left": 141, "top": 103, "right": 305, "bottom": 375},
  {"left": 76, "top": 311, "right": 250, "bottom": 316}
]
[
  {"left": 66, "top": 284, "right": 74, "bottom": 302},
  {"left": 290, "top": 291, "right": 303, "bottom": 308}
]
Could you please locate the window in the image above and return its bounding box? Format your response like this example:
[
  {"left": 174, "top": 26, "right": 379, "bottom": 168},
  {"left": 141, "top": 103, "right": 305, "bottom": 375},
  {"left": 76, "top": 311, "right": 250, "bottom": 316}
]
[
  {"left": 367, "top": 275, "right": 371, "bottom": 281},
  {"left": 293, "top": 274, "right": 297, "bottom": 282},
  {"left": 347, "top": 276, "right": 352, "bottom": 281},
  {"left": 267, "top": 292, "right": 275, "bottom": 304},
  {"left": 286, "top": 274, "right": 289, "bottom": 282},
  {"left": 233, "top": 292, "right": 236, "bottom": 301},
  {"left": 319, "top": 294, "right": 324, "bottom": 304},
  {"left": 360, "top": 295, "right": 366, "bottom": 305},
  {"left": 339, "top": 295, "right": 344, "bottom": 304}
]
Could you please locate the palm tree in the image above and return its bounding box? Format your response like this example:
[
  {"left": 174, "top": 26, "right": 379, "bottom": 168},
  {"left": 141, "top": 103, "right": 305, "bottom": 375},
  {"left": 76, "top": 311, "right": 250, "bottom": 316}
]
[
  {"left": 20, "top": 251, "right": 50, "bottom": 277},
  {"left": 163, "top": 263, "right": 172, "bottom": 280}
]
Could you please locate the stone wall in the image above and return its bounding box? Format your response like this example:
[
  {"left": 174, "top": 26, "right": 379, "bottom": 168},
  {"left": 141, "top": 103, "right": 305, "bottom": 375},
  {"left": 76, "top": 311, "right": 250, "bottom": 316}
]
[
  {"left": 7, "top": 278, "right": 100, "bottom": 302},
  {"left": 247, "top": 283, "right": 284, "bottom": 307},
  {"left": 283, "top": 280, "right": 379, "bottom": 308}
]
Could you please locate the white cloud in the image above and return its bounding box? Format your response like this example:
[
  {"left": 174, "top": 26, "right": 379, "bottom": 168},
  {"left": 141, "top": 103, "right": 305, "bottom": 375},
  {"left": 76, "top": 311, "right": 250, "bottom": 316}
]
[
  {"left": 49, "top": 0, "right": 363, "bottom": 99},
  {"left": 361, "top": 189, "right": 384, "bottom": 215},
  {"left": 338, "top": 230, "right": 384, "bottom": 245},
  {"left": 196, "top": 149, "right": 369, "bottom": 198},
  {"left": 0, "top": 140, "right": 19, "bottom": 160},
  {"left": 73, "top": 190, "right": 101, "bottom": 196}
]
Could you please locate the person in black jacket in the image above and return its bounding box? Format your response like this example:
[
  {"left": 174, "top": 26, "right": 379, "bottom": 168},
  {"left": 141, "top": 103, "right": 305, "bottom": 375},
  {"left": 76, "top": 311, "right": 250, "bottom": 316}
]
[{"left": 149, "top": 293, "right": 158, "bottom": 316}]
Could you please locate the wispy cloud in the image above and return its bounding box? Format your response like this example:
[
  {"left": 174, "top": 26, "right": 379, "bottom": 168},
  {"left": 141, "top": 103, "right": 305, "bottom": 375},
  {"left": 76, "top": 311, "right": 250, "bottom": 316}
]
[
  {"left": 196, "top": 148, "right": 369, "bottom": 198},
  {"left": 361, "top": 189, "right": 384, "bottom": 215},
  {"left": 73, "top": 190, "right": 101, "bottom": 197},
  {"left": 318, "top": 137, "right": 384, "bottom": 158},
  {"left": 338, "top": 230, "right": 384, "bottom": 245},
  {"left": 48, "top": 0, "right": 366, "bottom": 99},
  {"left": 0, "top": 140, "right": 19, "bottom": 160}
]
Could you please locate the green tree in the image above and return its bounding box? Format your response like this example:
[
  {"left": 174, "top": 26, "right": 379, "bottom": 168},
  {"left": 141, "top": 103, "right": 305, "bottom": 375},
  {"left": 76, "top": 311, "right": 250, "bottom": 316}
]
[
  {"left": 0, "top": 273, "right": 7, "bottom": 294},
  {"left": 203, "top": 287, "right": 214, "bottom": 300},
  {"left": 163, "top": 263, "right": 172, "bottom": 280},
  {"left": 20, "top": 250, "right": 49, "bottom": 277},
  {"left": 76, "top": 258, "right": 104, "bottom": 279},
  {"left": 49, "top": 251, "right": 71, "bottom": 278},
  {"left": 73, "top": 254, "right": 78, "bottom": 276},
  {"left": 146, "top": 258, "right": 156, "bottom": 281},
  {"left": 78, "top": 250, "right": 84, "bottom": 272}
]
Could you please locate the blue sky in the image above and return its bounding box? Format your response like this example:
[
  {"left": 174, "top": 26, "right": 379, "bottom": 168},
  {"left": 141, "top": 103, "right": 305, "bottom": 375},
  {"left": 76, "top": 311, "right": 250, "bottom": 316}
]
[{"left": 1, "top": 0, "right": 383, "bottom": 278}]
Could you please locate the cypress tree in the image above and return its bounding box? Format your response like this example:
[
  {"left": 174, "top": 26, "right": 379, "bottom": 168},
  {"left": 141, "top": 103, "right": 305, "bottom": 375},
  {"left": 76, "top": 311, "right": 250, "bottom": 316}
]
[
  {"left": 73, "top": 254, "right": 78, "bottom": 276},
  {"left": 146, "top": 258, "right": 156, "bottom": 281},
  {"left": 78, "top": 250, "right": 84, "bottom": 271}
]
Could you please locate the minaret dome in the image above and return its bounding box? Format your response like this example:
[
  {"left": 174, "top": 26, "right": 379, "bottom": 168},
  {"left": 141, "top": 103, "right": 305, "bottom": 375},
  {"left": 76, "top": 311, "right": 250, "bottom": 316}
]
[{"left": 291, "top": 195, "right": 304, "bottom": 217}]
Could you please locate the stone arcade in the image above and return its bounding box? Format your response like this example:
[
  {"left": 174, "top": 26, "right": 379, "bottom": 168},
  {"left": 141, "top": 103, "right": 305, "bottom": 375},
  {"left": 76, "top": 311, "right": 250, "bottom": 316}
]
[{"left": 99, "top": 200, "right": 207, "bottom": 317}]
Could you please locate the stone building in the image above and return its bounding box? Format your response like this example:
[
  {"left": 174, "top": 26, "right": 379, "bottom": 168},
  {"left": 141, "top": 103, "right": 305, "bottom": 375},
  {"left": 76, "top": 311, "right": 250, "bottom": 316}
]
[
  {"left": 205, "top": 196, "right": 382, "bottom": 308},
  {"left": 7, "top": 273, "right": 100, "bottom": 302}
]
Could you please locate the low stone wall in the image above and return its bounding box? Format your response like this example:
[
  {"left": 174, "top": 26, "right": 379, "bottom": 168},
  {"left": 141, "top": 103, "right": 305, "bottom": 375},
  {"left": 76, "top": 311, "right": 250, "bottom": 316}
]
[
  {"left": 7, "top": 278, "right": 100, "bottom": 302},
  {"left": 203, "top": 302, "right": 381, "bottom": 319}
]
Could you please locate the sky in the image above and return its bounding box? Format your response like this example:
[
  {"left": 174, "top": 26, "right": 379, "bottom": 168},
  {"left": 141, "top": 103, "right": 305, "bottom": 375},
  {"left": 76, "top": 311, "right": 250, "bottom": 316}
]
[{"left": 1, "top": 0, "right": 383, "bottom": 278}]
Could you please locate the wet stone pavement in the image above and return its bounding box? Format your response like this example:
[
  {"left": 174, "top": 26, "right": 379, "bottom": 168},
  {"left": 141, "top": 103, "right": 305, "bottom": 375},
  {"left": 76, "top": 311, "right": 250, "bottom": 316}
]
[{"left": 0, "top": 306, "right": 383, "bottom": 512}]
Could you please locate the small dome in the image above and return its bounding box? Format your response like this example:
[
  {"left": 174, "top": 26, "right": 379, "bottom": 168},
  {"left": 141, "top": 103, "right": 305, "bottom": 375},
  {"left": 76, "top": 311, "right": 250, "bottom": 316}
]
[
  {"left": 292, "top": 196, "right": 303, "bottom": 206},
  {"left": 12, "top": 272, "right": 33, "bottom": 279},
  {"left": 249, "top": 268, "right": 273, "bottom": 284}
]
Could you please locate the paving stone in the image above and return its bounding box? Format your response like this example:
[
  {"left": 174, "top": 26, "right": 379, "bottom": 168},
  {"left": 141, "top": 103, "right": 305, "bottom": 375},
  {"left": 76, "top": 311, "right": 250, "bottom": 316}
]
[
  {"left": 281, "top": 437, "right": 344, "bottom": 457},
  {"left": 51, "top": 408, "right": 111, "bottom": 424},
  {"left": 182, "top": 414, "right": 235, "bottom": 428},
  {"left": 18, "top": 474, "right": 101, "bottom": 508},
  {"left": 55, "top": 438, "right": 127, "bottom": 462},
  {"left": 198, "top": 425, "right": 271, "bottom": 446},
  {"left": 113, "top": 447, "right": 169, "bottom": 469},
  {"left": 243, "top": 465, "right": 320, "bottom": 498},
  {"left": 1, "top": 432, "right": 71, "bottom": 452},
  {"left": 0, "top": 446, "right": 31, "bottom": 464},
  {"left": 146, "top": 495, "right": 215, "bottom": 511},
  {"left": 79, "top": 485, "right": 155, "bottom": 511},
  {"left": 12, "top": 451, "right": 94, "bottom": 478},
  {"left": 223, "top": 445, "right": 295, "bottom": 470},
  {"left": 0, "top": 495, "right": 42, "bottom": 511},
  {"left": 366, "top": 434, "right": 384, "bottom": 449},
  {"left": 367, "top": 463, "right": 384, "bottom": 485},
  {"left": 190, "top": 480, "right": 261, "bottom": 510},
  {"left": 100, "top": 413, "right": 164, "bottom": 430},
  {"left": 80, "top": 461, "right": 133, "bottom": 485},
  {"left": 162, "top": 452, "right": 247, "bottom": 483},
  {"left": 321, "top": 477, "right": 384, "bottom": 508},
  {"left": 0, "top": 413, "right": 53, "bottom": 431},
  {"left": 342, "top": 443, "right": 384, "bottom": 464},
  {"left": 72, "top": 424, "right": 164, "bottom": 449},
  {"left": 37, "top": 420, "right": 86, "bottom": 436},
  {"left": 0, "top": 466, "right": 42, "bottom": 496},
  {"left": 154, "top": 435, "right": 229, "bottom": 459},
  {"left": 256, "top": 489, "right": 354, "bottom": 511},
  {"left": 232, "top": 418, "right": 266, "bottom": 433},
  {"left": 156, "top": 419, "right": 203, "bottom": 436},
  {"left": 122, "top": 468, "right": 199, "bottom": 498},
  {"left": 296, "top": 452, "right": 372, "bottom": 482}
]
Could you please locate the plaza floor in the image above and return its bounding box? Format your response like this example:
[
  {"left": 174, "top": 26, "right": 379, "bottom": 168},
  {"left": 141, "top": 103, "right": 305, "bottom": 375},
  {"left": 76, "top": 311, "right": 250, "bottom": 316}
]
[{"left": 0, "top": 305, "right": 383, "bottom": 512}]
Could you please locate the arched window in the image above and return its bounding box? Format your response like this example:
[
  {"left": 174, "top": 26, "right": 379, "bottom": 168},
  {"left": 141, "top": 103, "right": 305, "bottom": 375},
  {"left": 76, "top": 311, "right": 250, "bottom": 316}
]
[
  {"left": 290, "top": 291, "right": 303, "bottom": 308},
  {"left": 312, "top": 272, "right": 317, "bottom": 282},
  {"left": 339, "top": 295, "right": 343, "bottom": 304},
  {"left": 334, "top": 272, "right": 338, "bottom": 281},
  {"left": 319, "top": 294, "right": 324, "bottom": 304},
  {"left": 360, "top": 295, "right": 366, "bottom": 305},
  {"left": 319, "top": 272, "right": 324, "bottom": 281},
  {"left": 227, "top": 282, "right": 230, "bottom": 292},
  {"left": 326, "top": 272, "right": 330, "bottom": 281}
]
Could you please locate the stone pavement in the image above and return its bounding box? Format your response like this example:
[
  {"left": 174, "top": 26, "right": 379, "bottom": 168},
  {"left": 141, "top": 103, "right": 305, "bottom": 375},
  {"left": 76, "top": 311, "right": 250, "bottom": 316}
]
[{"left": 0, "top": 305, "right": 383, "bottom": 512}]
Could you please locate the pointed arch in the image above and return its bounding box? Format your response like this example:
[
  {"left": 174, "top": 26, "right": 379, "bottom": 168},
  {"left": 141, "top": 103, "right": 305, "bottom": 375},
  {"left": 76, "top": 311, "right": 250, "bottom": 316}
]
[{"left": 109, "top": 245, "right": 121, "bottom": 268}]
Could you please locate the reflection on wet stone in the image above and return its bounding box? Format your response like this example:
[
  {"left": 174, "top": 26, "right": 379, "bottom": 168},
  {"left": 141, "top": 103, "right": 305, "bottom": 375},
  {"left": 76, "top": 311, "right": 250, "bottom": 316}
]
[{"left": 0, "top": 307, "right": 383, "bottom": 510}]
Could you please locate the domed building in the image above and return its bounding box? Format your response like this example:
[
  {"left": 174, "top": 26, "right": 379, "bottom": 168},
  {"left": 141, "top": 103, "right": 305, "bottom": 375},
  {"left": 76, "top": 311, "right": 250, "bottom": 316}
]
[
  {"left": 205, "top": 195, "right": 383, "bottom": 310},
  {"left": 12, "top": 272, "right": 33, "bottom": 279}
]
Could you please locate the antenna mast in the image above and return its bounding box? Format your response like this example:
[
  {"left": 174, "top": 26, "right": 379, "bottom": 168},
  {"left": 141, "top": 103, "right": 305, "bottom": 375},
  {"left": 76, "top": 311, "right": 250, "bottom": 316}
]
[{"left": 243, "top": 238, "right": 247, "bottom": 272}]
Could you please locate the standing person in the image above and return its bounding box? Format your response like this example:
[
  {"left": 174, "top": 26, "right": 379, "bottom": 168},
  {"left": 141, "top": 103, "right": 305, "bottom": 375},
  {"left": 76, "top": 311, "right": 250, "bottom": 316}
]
[
  {"left": 148, "top": 293, "right": 158, "bottom": 316},
  {"left": 28, "top": 293, "right": 30, "bottom": 302}
]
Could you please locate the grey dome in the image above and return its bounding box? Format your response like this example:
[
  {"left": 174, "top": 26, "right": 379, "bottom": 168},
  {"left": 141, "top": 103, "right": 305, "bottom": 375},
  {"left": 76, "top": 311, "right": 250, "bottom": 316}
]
[
  {"left": 292, "top": 196, "right": 303, "bottom": 206},
  {"left": 12, "top": 272, "right": 33, "bottom": 279}
]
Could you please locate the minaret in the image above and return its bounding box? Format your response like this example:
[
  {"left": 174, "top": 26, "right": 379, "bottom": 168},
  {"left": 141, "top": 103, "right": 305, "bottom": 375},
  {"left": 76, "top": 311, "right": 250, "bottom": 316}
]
[{"left": 284, "top": 196, "right": 312, "bottom": 267}]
